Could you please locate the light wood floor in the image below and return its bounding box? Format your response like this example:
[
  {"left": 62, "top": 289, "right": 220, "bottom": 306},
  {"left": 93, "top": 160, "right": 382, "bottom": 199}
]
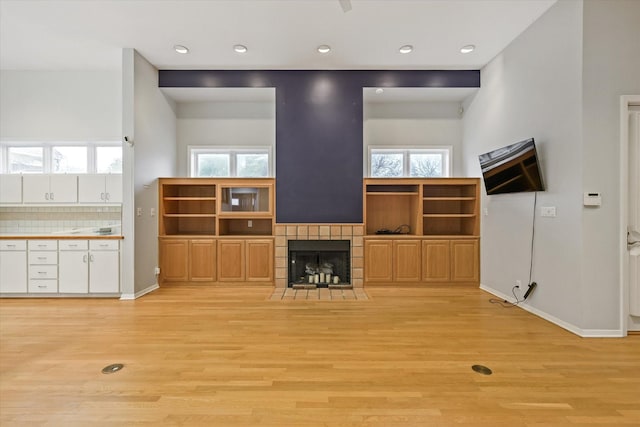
[{"left": 1, "top": 286, "right": 639, "bottom": 426}]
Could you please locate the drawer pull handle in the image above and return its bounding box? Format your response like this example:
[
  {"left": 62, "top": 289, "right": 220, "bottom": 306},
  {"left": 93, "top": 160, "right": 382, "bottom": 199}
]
[
  {"left": 37, "top": 257, "right": 47, "bottom": 260},
  {"left": 69, "top": 244, "right": 78, "bottom": 247},
  {"left": 38, "top": 285, "right": 47, "bottom": 288},
  {"left": 7, "top": 244, "right": 16, "bottom": 247},
  {"left": 37, "top": 271, "right": 47, "bottom": 274}
]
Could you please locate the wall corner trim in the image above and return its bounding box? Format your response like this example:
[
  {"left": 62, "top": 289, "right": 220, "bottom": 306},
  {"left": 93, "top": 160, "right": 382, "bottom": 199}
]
[{"left": 120, "top": 283, "right": 159, "bottom": 300}]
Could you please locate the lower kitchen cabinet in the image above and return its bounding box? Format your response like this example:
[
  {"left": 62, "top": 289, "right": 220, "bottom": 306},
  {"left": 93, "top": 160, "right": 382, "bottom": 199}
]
[
  {"left": 58, "top": 240, "right": 120, "bottom": 294},
  {"left": 0, "top": 240, "right": 27, "bottom": 293}
]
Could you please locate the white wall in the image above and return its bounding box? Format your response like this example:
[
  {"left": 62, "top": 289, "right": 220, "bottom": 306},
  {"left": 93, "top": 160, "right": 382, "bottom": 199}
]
[
  {"left": 132, "top": 51, "right": 177, "bottom": 293},
  {"left": 175, "top": 101, "right": 275, "bottom": 176},
  {"left": 0, "top": 70, "right": 121, "bottom": 140},
  {"left": 581, "top": 0, "right": 640, "bottom": 330},
  {"left": 462, "top": 0, "right": 586, "bottom": 330},
  {"left": 364, "top": 101, "right": 464, "bottom": 176}
]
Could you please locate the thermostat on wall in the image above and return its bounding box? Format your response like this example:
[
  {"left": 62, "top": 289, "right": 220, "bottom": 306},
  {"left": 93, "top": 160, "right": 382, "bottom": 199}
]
[{"left": 583, "top": 192, "right": 602, "bottom": 206}]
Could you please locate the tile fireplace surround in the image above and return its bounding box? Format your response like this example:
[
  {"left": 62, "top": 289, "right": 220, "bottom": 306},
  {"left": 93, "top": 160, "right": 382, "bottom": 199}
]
[{"left": 274, "top": 224, "right": 364, "bottom": 289}]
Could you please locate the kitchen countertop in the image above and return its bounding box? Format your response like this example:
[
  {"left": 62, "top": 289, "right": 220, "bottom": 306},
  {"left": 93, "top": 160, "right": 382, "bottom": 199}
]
[{"left": 0, "top": 234, "right": 123, "bottom": 239}]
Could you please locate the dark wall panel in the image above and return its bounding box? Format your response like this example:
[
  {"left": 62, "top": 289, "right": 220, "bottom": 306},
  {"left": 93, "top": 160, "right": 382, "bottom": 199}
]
[{"left": 159, "top": 70, "right": 480, "bottom": 223}]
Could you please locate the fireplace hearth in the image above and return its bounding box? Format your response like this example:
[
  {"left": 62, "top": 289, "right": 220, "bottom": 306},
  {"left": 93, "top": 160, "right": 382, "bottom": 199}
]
[{"left": 288, "top": 240, "right": 350, "bottom": 288}]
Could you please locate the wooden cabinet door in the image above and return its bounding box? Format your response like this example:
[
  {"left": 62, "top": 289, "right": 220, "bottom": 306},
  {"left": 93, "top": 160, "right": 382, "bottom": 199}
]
[
  {"left": 393, "top": 240, "right": 421, "bottom": 282},
  {"left": 246, "top": 239, "right": 274, "bottom": 282},
  {"left": 422, "top": 240, "right": 451, "bottom": 282},
  {"left": 217, "top": 240, "right": 245, "bottom": 282},
  {"left": 364, "top": 240, "right": 393, "bottom": 282},
  {"left": 450, "top": 239, "right": 479, "bottom": 283},
  {"left": 160, "top": 239, "right": 188, "bottom": 282},
  {"left": 189, "top": 239, "right": 216, "bottom": 282}
]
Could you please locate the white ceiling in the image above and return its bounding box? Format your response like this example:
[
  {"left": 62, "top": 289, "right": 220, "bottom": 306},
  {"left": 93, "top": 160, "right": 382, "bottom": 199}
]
[{"left": 1, "top": 0, "right": 556, "bottom": 72}]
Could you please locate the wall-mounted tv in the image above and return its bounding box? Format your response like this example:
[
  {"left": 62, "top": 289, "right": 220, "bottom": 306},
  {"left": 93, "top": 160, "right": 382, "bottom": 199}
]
[{"left": 478, "top": 138, "right": 545, "bottom": 195}]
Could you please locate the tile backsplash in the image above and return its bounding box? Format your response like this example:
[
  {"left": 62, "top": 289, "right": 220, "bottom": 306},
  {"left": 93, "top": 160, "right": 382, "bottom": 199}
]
[{"left": 0, "top": 206, "right": 121, "bottom": 234}]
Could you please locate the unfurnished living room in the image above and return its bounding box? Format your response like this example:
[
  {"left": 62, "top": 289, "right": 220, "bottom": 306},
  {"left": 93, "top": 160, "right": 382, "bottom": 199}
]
[{"left": 1, "top": 0, "right": 639, "bottom": 425}]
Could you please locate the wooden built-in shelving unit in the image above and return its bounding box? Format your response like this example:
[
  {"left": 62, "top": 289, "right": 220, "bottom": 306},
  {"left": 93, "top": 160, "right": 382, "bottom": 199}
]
[
  {"left": 363, "top": 178, "right": 480, "bottom": 286},
  {"left": 158, "top": 178, "right": 275, "bottom": 285}
]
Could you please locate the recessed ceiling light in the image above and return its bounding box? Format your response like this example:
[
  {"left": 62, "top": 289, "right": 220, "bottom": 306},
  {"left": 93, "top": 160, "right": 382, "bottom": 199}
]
[
  {"left": 234, "top": 44, "right": 248, "bottom": 53},
  {"left": 460, "top": 44, "right": 475, "bottom": 54},
  {"left": 375, "top": 88, "right": 384, "bottom": 94},
  {"left": 174, "top": 45, "right": 189, "bottom": 54},
  {"left": 399, "top": 45, "right": 413, "bottom": 54},
  {"left": 317, "top": 45, "right": 331, "bottom": 54}
]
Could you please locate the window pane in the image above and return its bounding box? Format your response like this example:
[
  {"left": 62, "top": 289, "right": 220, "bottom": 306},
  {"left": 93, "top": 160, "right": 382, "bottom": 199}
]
[
  {"left": 8, "top": 147, "right": 43, "bottom": 173},
  {"left": 371, "top": 152, "right": 403, "bottom": 177},
  {"left": 197, "top": 153, "right": 230, "bottom": 177},
  {"left": 53, "top": 146, "right": 87, "bottom": 173},
  {"left": 96, "top": 146, "right": 123, "bottom": 173},
  {"left": 410, "top": 153, "right": 443, "bottom": 177},
  {"left": 237, "top": 153, "right": 269, "bottom": 177}
]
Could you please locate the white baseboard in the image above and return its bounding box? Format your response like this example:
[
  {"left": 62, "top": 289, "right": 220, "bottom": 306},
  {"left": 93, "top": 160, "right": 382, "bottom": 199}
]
[
  {"left": 120, "top": 283, "right": 159, "bottom": 300},
  {"left": 479, "top": 284, "right": 623, "bottom": 338}
]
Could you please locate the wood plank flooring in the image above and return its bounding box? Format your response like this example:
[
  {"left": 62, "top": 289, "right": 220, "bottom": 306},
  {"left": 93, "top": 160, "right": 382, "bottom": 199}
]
[{"left": 1, "top": 285, "right": 639, "bottom": 426}]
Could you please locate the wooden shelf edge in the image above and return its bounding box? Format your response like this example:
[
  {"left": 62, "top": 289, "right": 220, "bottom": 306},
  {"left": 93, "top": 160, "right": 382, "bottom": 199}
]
[{"left": 163, "top": 214, "right": 217, "bottom": 218}]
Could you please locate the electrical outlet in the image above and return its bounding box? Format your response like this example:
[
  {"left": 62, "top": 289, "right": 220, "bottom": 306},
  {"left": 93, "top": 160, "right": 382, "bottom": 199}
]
[
  {"left": 154, "top": 267, "right": 160, "bottom": 275},
  {"left": 136, "top": 207, "right": 142, "bottom": 217},
  {"left": 150, "top": 208, "right": 156, "bottom": 217},
  {"left": 541, "top": 206, "right": 557, "bottom": 217},
  {"left": 248, "top": 220, "right": 253, "bottom": 228}
]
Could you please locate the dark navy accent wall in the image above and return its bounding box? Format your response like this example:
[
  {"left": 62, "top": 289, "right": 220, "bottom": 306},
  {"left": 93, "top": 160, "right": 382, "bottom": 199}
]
[{"left": 159, "top": 70, "right": 480, "bottom": 223}]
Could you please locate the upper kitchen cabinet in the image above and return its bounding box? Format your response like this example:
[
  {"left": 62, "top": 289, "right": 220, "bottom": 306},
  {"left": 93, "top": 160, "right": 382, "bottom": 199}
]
[
  {"left": 0, "top": 175, "right": 22, "bottom": 203},
  {"left": 78, "top": 174, "right": 122, "bottom": 204},
  {"left": 22, "top": 174, "right": 77, "bottom": 203}
]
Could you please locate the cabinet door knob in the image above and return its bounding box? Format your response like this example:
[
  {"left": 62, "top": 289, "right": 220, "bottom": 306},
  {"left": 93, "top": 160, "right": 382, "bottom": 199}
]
[
  {"left": 101, "top": 192, "right": 105, "bottom": 200},
  {"left": 45, "top": 193, "right": 49, "bottom": 200},
  {"left": 50, "top": 192, "right": 54, "bottom": 200},
  {"left": 83, "top": 255, "right": 88, "bottom": 263}
]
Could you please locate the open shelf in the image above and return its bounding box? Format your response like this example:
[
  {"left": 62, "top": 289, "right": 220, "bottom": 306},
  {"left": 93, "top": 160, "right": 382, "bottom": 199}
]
[{"left": 159, "top": 178, "right": 274, "bottom": 237}]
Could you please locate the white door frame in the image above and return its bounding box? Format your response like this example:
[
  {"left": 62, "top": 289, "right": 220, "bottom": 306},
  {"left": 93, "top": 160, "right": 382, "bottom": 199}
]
[{"left": 619, "top": 95, "right": 640, "bottom": 336}]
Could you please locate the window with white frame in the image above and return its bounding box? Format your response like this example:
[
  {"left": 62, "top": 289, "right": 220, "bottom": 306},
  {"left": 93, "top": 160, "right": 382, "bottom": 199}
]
[
  {"left": 190, "top": 147, "right": 272, "bottom": 178},
  {"left": 368, "top": 147, "right": 451, "bottom": 177},
  {"left": 0, "top": 142, "right": 122, "bottom": 174}
]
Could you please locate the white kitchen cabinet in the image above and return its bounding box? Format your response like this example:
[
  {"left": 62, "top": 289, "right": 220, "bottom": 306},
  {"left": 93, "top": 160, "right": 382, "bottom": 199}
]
[
  {"left": 88, "top": 240, "right": 119, "bottom": 293},
  {"left": 28, "top": 239, "right": 57, "bottom": 293},
  {"left": 78, "top": 174, "right": 122, "bottom": 203},
  {"left": 58, "top": 240, "right": 89, "bottom": 293},
  {"left": 0, "top": 175, "right": 22, "bottom": 204},
  {"left": 23, "top": 175, "right": 77, "bottom": 203},
  {"left": 58, "top": 240, "right": 119, "bottom": 294},
  {"left": 0, "top": 240, "right": 27, "bottom": 293}
]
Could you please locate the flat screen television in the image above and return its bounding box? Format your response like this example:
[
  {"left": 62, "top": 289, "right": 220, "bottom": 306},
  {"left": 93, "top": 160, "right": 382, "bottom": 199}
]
[{"left": 478, "top": 138, "right": 545, "bottom": 195}]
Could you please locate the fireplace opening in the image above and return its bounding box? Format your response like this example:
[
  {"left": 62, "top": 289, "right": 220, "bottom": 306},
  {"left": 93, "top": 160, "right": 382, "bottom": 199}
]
[{"left": 288, "top": 240, "right": 350, "bottom": 288}]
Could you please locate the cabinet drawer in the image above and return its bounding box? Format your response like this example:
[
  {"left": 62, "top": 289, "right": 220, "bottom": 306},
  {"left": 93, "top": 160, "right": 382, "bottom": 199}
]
[
  {"left": 29, "top": 251, "right": 57, "bottom": 265},
  {"left": 29, "top": 240, "right": 58, "bottom": 251},
  {"left": 90, "top": 240, "right": 119, "bottom": 251},
  {"left": 59, "top": 240, "right": 89, "bottom": 250},
  {"left": 29, "top": 251, "right": 58, "bottom": 265},
  {"left": 0, "top": 240, "right": 27, "bottom": 251},
  {"left": 28, "top": 280, "right": 58, "bottom": 293},
  {"left": 29, "top": 265, "right": 58, "bottom": 279}
]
